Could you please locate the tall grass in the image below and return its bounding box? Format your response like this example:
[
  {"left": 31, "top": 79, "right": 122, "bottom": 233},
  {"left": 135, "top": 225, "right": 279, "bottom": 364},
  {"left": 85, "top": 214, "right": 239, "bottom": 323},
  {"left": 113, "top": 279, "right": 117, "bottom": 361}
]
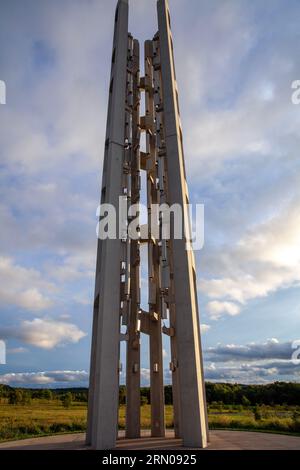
[
  {"left": 1, "top": 401, "right": 300, "bottom": 442},
  {"left": 209, "top": 415, "right": 300, "bottom": 434}
]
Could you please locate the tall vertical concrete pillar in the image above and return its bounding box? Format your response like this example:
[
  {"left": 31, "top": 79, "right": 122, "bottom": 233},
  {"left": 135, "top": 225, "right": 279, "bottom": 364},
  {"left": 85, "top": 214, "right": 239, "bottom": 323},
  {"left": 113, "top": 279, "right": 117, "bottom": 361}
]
[
  {"left": 86, "top": 0, "right": 129, "bottom": 450},
  {"left": 156, "top": 0, "right": 208, "bottom": 448}
]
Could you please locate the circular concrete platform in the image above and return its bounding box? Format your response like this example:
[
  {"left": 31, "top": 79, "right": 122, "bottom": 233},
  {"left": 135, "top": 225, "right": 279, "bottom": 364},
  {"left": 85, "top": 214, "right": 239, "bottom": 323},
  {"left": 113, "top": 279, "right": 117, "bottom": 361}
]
[{"left": 0, "top": 430, "right": 299, "bottom": 450}]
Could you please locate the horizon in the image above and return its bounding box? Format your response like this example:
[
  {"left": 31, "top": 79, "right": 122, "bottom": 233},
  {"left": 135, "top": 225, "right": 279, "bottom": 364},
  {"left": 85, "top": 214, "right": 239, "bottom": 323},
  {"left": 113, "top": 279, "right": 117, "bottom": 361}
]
[{"left": 1, "top": 380, "right": 300, "bottom": 390}]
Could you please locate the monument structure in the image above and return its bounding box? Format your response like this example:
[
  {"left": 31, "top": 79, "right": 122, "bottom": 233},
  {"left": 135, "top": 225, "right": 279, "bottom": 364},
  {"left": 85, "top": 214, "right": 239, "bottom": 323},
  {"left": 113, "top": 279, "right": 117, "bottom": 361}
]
[{"left": 87, "top": 0, "right": 208, "bottom": 450}]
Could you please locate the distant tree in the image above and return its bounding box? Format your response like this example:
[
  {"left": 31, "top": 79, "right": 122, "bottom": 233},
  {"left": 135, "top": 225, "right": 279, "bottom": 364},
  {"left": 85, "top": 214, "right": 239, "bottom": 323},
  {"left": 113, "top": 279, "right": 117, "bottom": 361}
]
[
  {"left": 140, "top": 387, "right": 150, "bottom": 405},
  {"left": 293, "top": 410, "right": 300, "bottom": 420},
  {"left": 61, "top": 392, "right": 73, "bottom": 408},
  {"left": 73, "top": 390, "right": 88, "bottom": 402},
  {"left": 119, "top": 386, "right": 126, "bottom": 405},
  {"left": 241, "top": 395, "right": 251, "bottom": 407},
  {"left": 9, "top": 389, "right": 24, "bottom": 405},
  {"left": 3, "top": 381, "right": 300, "bottom": 409},
  {"left": 141, "top": 396, "right": 148, "bottom": 406},
  {"left": 254, "top": 406, "right": 262, "bottom": 421},
  {"left": 164, "top": 386, "right": 173, "bottom": 405},
  {"left": 0, "top": 384, "right": 11, "bottom": 399},
  {"left": 42, "top": 389, "right": 53, "bottom": 401}
]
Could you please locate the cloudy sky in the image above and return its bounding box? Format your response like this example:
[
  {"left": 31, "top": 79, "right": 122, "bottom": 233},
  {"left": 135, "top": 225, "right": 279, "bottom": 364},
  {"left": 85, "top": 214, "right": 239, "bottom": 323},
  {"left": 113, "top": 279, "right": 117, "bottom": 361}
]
[{"left": 0, "top": 0, "right": 300, "bottom": 388}]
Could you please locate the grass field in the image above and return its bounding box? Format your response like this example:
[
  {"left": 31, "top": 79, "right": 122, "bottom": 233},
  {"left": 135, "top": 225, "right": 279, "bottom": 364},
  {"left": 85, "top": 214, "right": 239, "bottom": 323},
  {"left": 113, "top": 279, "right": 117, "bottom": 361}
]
[{"left": 0, "top": 400, "right": 300, "bottom": 442}]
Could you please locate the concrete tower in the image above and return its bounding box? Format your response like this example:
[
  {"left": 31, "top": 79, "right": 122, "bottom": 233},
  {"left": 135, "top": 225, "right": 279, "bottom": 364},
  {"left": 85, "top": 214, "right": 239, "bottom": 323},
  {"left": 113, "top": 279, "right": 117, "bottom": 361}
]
[{"left": 87, "top": 0, "right": 208, "bottom": 450}]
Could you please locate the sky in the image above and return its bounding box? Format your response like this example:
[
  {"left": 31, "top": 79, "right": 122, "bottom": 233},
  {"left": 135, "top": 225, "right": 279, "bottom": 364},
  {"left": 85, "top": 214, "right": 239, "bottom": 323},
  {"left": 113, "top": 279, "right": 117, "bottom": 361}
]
[{"left": 0, "top": 0, "right": 300, "bottom": 388}]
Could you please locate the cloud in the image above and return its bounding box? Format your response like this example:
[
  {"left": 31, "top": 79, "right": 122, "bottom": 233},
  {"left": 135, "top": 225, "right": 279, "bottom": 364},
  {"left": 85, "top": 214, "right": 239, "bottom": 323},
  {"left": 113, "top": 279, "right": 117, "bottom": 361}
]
[
  {"left": 200, "top": 197, "right": 300, "bottom": 318},
  {"left": 0, "top": 0, "right": 107, "bottom": 314},
  {"left": 203, "top": 360, "right": 300, "bottom": 384},
  {"left": 0, "top": 370, "right": 88, "bottom": 386},
  {"left": 178, "top": 0, "right": 300, "bottom": 182},
  {"left": 203, "top": 338, "right": 300, "bottom": 383},
  {"left": 18, "top": 288, "right": 52, "bottom": 311},
  {"left": 206, "top": 301, "right": 240, "bottom": 320},
  {"left": 206, "top": 338, "right": 298, "bottom": 362},
  {"left": 0, "top": 318, "right": 87, "bottom": 349},
  {"left": 46, "top": 253, "right": 95, "bottom": 284},
  {"left": 0, "top": 0, "right": 110, "bottom": 177},
  {"left": 170, "top": 1, "right": 300, "bottom": 321},
  {"left": 0, "top": 338, "right": 299, "bottom": 386},
  {"left": 140, "top": 368, "right": 150, "bottom": 385},
  {"left": 0, "top": 257, "right": 54, "bottom": 311},
  {"left": 1, "top": 359, "right": 298, "bottom": 387}
]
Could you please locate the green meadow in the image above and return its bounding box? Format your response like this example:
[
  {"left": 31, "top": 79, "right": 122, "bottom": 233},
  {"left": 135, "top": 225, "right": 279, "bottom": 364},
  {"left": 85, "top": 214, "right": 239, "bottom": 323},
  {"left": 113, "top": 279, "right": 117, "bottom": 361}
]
[{"left": 1, "top": 399, "right": 300, "bottom": 442}]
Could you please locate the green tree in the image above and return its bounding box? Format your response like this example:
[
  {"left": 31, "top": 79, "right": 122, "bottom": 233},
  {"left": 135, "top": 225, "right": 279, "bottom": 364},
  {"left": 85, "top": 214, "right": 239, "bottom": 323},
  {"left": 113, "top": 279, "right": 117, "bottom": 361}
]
[
  {"left": 293, "top": 410, "right": 300, "bottom": 420},
  {"left": 254, "top": 406, "right": 262, "bottom": 421},
  {"left": 61, "top": 392, "right": 73, "bottom": 409},
  {"left": 42, "top": 389, "right": 53, "bottom": 401},
  {"left": 119, "top": 386, "right": 126, "bottom": 405},
  {"left": 9, "top": 389, "right": 24, "bottom": 405},
  {"left": 241, "top": 395, "right": 251, "bottom": 407},
  {"left": 141, "top": 396, "right": 148, "bottom": 406}
]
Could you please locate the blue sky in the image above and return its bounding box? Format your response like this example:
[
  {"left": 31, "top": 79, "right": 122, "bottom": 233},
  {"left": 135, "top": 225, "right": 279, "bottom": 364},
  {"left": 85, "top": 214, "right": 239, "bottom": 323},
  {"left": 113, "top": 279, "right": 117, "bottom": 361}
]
[{"left": 0, "top": 0, "right": 300, "bottom": 387}]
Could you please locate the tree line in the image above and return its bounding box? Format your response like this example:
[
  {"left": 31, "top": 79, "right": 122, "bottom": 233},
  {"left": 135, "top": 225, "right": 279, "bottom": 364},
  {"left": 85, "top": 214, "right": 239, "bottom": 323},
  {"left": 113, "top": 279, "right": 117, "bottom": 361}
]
[{"left": 1, "top": 382, "right": 299, "bottom": 406}]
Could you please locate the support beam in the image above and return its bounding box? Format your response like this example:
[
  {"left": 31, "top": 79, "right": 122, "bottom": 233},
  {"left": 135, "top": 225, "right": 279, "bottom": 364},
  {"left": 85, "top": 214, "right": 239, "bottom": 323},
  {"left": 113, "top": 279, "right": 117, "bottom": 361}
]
[
  {"left": 145, "top": 40, "right": 165, "bottom": 438},
  {"left": 126, "top": 38, "right": 141, "bottom": 439},
  {"left": 86, "top": 0, "right": 129, "bottom": 450},
  {"left": 156, "top": 0, "right": 208, "bottom": 448}
]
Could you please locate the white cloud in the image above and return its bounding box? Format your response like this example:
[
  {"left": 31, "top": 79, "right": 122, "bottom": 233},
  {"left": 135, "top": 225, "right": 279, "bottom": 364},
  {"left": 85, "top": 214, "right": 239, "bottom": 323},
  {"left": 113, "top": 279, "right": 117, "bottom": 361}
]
[
  {"left": 0, "top": 370, "right": 88, "bottom": 386},
  {"left": 0, "top": 318, "right": 86, "bottom": 350},
  {"left": 206, "top": 338, "right": 298, "bottom": 362},
  {"left": 204, "top": 360, "right": 300, "bottom": 384},
  {"left": 206, "top": 301, "right": 240, "bottom": 320},
  {"left": 170, "top": 0, "right": 300, "bottom": 323},
  {"left": 178, "top": 3, "right": 300, "bottom": 182},
  {"left": 18, "top": 288, "right": 52, "bottom": 311},
  {"left": 46, "top": 253, "right": 95, "bottom": 284},
  {"left": 0, "top": 0, "right": 110, "bottom": 177},
  {"left": 1, "top": 337, "right": 299, "bottom": 386},
  {"left": 200, "top": 197, "right": 300, "bottom": 318},
  {"left": 0, "top": 257, "right": 54, "bottom": 311},
  {"left": 0, "top": 0, "right": 107, "bottom": 312},
  {"left": 203, "top": 338, "right": 300, "bottom": 383},
  {"left": 140, "top": 368, "right": 150, "bottom": 384}
]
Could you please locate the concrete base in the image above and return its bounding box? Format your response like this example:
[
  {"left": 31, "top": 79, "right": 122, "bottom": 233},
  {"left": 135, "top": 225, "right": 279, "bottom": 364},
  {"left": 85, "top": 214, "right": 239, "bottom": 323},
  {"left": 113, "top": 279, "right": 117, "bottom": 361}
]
[{"left": 0, "top": 430, "right": 300, "bottom": 450}]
